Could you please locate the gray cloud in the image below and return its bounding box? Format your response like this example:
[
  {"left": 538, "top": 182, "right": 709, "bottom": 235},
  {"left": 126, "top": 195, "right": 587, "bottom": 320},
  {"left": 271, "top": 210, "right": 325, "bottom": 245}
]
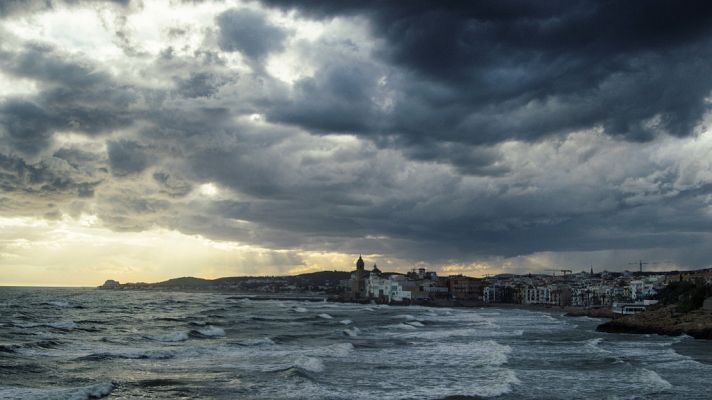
[
  {"left": 216, "top": 8, "right": 287, "bottom": 61},
  {"left": 0, "top": 44, "right": 138, "bottom": 157},
  {"left": 2, "top": 1, "right": 712, "bottom": 273},
  {"left": 107, "top": 140, "right": 150, "bottom": 176},
  {"left": 261, "top": 0, "right": 712, "bottom": 146}
]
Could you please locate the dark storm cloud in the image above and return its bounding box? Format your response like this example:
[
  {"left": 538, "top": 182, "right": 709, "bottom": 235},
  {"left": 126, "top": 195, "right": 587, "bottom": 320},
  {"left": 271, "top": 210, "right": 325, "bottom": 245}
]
[
  {"left": 2, "top": 0, "right": 712, "bottom": 271},
  {"left": 0, "top": 100, "right": 58, "bottom": 156},
  {"left": 0, "top": 152, "right": 102, "bottom": 217},
  {"left": 175, "top": 72, "right": 228, "bottom": 99},
  {"left": 216, "top": 8, "right": 288, "bottom": 61},
  {"left": 107, "top": 140, "right": 150, "bottom": 176},
  {"left": 268, "top": 61, "right": 386, "bottom": 134},
  {"left": 0, "top": 44, "right": 137, "bottom": 156},
  {"left": 152, "top": 171, "right": 193, "bottom": 197},
  {"left": 261, "top": 0, "right": 712, "bottom": 146}
]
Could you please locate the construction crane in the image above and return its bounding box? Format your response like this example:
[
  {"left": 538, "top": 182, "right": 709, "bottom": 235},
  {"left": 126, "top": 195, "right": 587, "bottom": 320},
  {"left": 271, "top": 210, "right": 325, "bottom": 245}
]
[{"left": 628, "top": 260, "right": 649, "bottom": 273}]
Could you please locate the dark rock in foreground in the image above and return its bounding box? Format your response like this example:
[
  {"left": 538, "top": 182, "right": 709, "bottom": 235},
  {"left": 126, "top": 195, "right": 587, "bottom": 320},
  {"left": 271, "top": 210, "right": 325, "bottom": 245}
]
[
  {"left": 564, "top": 307, "right": 613, "bottom": 318},
  {"left": 596, "top": 305, "right": 712, "bottom": 340}
]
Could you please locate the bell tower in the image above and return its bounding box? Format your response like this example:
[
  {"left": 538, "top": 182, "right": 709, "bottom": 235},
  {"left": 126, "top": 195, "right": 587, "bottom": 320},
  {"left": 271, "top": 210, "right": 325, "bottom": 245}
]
[{"left": 356, "top": 255, "right": 365, "bottom": 271}]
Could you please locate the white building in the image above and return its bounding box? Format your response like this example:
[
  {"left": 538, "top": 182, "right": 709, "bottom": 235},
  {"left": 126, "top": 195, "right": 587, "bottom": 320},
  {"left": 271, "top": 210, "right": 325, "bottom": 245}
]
[
  {"left": 629, "top": 280, "right": 656, "bottom": 300},
  {"left": 366, "top": 273, "right": 411, "bottom": 302},
  {"left": 525, "top": 286, "right": 552, "bottom": 304}
]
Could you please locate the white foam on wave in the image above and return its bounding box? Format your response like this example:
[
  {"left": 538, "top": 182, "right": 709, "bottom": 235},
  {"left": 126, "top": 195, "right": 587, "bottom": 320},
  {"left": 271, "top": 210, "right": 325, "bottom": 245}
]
[
  {"left": 427, "top": 340, "right": 513, "bottom": 366},
  {"left": 406, "top": 321, "right": 424, "bottom": 327},
  {"left": 583, "top": 337, "right": 612, "bottom": 354},
  {"left": 48, "top": 321, "right": 78, "bottom": 330},
  {"left": 343, "top": 327, "right": 361, "bottom": 337},
  {"left": 324, "top": 342, "right": 354, "bottom": 357},
  {"left": 636, "top": 369, "right": 673, "bottom": 392},
  {"left": 145, "top": 331, "right": 189, "bottom": 342},
  {"left": 294, "top": 356, "right": 325, "bottom": 373},
  {"left": 0, "top": 382, "right": 114, "bottom": 400},
  {"left": 339, "top": 319, "right": 352, "bottom": 325},
  {"left": 385, "top": 323, "right": 417, "bottom": 330},
  {"left": 317, "top": 313, "right": 333, "bottom": 319},
  {"left": 48, "top": 301, "right": 71, "bottom": 308},
  {"left": 395, "top": 314, "right": 416, "bottom": 320},
  {"left": 673, "top": 334, "right": 693, "bottom": 343},
  {"left": 389, "top": 327, "right": 523, "bottom": 340},
  {"left": 15, "top": 321, "right": 78, "bottom": 331},
  {"left": 293, "top": 307, "right": 308, "bottom": 313},
  {"left": 197, "top": 326, "right": 225, "bottom": 337},
  {"left": 237, "top": 337, "right": 275, "bottom": 346}
]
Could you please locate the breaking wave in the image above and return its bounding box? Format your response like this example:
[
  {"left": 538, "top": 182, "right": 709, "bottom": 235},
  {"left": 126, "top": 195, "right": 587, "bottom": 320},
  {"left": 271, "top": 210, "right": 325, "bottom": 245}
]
[
  {"left": 343, "top": 327, "right": 361, "bottom": 337},
  {"left": 0, "top": 382, "right": 114, "bottom": 400},
  {"left": 190, "top": 326, "right": 225, "bottom": 338},
  {"left": 144, "top": 331, "right": 189, "bottom": 342}
]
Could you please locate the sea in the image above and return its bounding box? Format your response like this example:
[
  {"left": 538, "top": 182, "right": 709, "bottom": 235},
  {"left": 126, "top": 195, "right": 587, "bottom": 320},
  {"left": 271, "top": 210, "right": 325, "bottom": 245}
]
[{"left": 1, "top": 288, "right": 711, "bottom": 399}]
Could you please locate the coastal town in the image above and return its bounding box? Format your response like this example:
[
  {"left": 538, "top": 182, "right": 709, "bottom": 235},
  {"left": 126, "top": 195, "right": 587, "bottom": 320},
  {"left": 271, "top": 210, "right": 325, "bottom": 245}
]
[
  {"left": 101, "top": 255, "right": 712, "bottom": 316},
  {"left": 341, "top": 256, "right": 712, "bottom": 315},
  {"left": 99, "top": 255, "right": 712, "bottom": 339}
]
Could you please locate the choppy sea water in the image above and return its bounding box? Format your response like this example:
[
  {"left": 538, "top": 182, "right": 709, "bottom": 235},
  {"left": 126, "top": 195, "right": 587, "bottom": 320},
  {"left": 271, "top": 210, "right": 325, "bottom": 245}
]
[{"left": 1, "top": 288, "right": 711, "bottom": 399}]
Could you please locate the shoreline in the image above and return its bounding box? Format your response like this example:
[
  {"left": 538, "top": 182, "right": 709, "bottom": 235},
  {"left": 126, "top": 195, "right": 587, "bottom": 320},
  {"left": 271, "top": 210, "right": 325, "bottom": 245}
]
[
  {"left": 95, "top": 287, "right": 615, "bottom": 319},
  {"left": 596, "top": 305, "right": 712, "bottom": 340}
]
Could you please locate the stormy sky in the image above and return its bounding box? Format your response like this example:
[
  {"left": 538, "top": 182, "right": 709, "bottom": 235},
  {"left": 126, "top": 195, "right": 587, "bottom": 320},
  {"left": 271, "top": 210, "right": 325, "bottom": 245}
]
[{"left": 2, "top": 0, "right": 712, "bottom": 285}]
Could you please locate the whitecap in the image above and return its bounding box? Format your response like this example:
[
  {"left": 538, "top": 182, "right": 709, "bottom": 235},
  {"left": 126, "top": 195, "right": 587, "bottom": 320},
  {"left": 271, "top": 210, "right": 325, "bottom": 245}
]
[
  {"left": 339, "top": 319, "right": 352, "bottom": 325},
  {"left": 48, "top": 321, "right": 78, "bottom": 330},
  {"left": 583, "top": 337, "right": 612, "bottom": 354},
  {"left": 637, "top": 369, "right": 673, "bottom": 392},
  {"left": 325, "top": 342, "right": 354, "bottom": 357},
  {"left": 145, "top": 331, "right": 189, "bottom": 342},
  {"left": 395, "top": 314, "right": 416, "bottom": 320},
  {"left": 405, "top": 321, "right": 424, "bottom": 327},
  {"left": 389, "top": 328, "right": 523, "bottom": 340},
  {"left": 197, "top": 326, "right": 225, "bottom": 337},
  {"left": 385, "top": 323, "right": 417, "bottom": 330},
  {"left": 48, "top": 301, "right": 71, "bottom": 308},
  {"left": 235, "top": 337, "right": 275, "bottom": 346},
  {"left": 343, "top": 327, "right": 361, "bottom": 337},
  {"left": 294, "top": 356, "right": 325, "bottom": 373},
  {"left": 0, "top": 382, "right": 114, "bottom": 400},
  {"left": 317, "top": 313, "right": 333, "bottom": 319},
  {"left": 293, "top": 307, "right": 308, "bottom": 313}
]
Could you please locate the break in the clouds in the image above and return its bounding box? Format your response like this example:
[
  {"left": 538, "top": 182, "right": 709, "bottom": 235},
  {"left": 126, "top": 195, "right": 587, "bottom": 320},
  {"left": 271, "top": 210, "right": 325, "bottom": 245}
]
[{"left": 1, "top": 0, "right": 712, "bottom": 284}]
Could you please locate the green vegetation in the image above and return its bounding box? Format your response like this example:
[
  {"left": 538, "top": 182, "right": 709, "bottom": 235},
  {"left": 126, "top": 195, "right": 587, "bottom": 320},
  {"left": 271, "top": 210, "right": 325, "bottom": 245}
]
[{"left": 656, "top": 281, "right": 712, "bottom": 313}]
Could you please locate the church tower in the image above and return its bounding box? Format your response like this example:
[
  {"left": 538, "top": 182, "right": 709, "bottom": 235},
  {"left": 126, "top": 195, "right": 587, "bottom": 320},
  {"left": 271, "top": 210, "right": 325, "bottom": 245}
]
[{"left": 356, "top": 255, "right": 365, "bottom": 271}]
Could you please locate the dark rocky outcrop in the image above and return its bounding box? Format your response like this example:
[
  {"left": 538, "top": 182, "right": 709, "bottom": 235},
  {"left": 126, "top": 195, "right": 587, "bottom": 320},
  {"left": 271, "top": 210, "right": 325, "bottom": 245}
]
[
  {"left": 564, "top": 307, "right": 613, "bottom": 318},
  {"left": 596, "top": 305, "right": 712, "bottom": 340}
]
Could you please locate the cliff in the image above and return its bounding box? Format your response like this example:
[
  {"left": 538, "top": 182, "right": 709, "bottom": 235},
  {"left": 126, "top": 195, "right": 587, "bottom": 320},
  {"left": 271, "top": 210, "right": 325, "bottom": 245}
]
[{"left": 596, "top": 305, "right": 712, "bottom": 339}]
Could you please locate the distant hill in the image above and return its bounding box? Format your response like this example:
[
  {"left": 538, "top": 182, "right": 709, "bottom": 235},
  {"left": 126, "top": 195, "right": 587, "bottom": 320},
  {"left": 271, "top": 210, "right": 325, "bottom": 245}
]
[
  {"left": 286, "top": 270, "right": 351, "bottom": 285},
  {"left": 153, "top": 277, "right": 213, "bottom": 288},
  {"left": 103, "top": 270, "right": 351, "bottom": 291}
]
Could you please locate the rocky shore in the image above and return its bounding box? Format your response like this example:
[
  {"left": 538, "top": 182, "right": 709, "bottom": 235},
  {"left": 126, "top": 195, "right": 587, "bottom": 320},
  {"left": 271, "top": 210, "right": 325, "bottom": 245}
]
[
  {"left": 596, "top": 305, "right": 712, "bottom": 339},
  {"left": 563, "top": 307, "right": 613, "bottom": 318}
]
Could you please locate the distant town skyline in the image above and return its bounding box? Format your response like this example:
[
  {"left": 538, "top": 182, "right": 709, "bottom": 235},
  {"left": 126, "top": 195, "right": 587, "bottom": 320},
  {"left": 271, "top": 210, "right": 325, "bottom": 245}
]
[{"left": 2, "top": 0, "right": 712, "bottom": 286}]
